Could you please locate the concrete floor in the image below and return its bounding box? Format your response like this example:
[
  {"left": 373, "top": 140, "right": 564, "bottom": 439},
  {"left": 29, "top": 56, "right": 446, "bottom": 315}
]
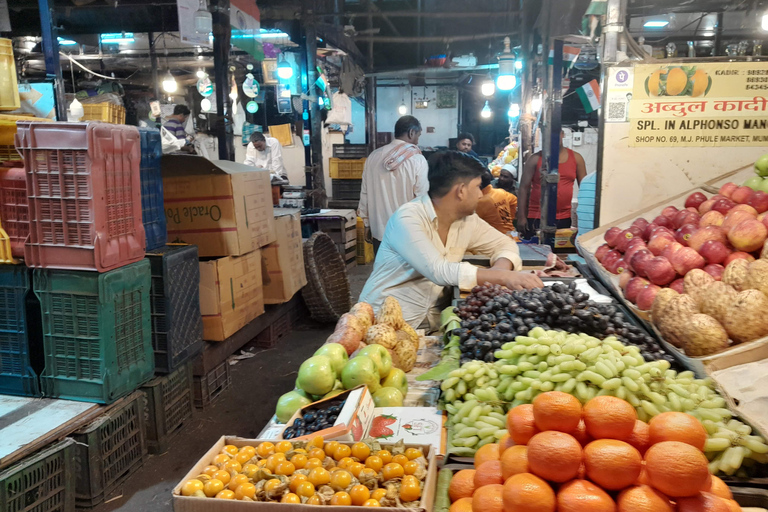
[{"left": 93, "top": 264, "right": 372, "bottom": 512}]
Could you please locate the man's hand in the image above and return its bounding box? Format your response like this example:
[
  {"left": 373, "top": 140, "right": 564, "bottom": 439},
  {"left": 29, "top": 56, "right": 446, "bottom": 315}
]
[
  {"left": 501, "top": 271, "right": 544, "bottom": 290},
  {"left": 515, "top": 214, "right": 528, "bottom": 233}
]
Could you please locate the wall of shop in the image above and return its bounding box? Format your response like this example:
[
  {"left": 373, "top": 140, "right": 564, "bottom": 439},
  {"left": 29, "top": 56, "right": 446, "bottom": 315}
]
[{"left": 377, "top": 84, "right": 459, "bottom": 148}]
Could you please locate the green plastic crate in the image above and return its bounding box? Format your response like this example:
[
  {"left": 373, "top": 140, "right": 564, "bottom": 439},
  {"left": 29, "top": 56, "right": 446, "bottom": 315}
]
[
  {"left": 35, "top": 260, "right": 154, "bottom": 404},
  {"left": 0, "top": 439, "right": 75, "bottom": 512},
  {"left": 140, "top": 362, "right": 193, "bottom": 454}
]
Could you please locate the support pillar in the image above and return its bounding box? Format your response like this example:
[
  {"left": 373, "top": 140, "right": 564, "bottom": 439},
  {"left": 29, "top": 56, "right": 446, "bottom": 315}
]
[
  {"left": 212, "top": 0, "right": 234, "bottom": 161},
  {"left": 38, "top": 0, "right": 66, "bottom": 121}
]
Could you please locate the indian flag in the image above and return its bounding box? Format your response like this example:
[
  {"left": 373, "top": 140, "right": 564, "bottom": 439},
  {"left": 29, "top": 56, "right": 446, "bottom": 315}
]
[
  {"left": 576, "top": 79, "right": 601, "bottom": 113},
  {"left": 548, "top": 45, "right": 581, "bottom": 66}
]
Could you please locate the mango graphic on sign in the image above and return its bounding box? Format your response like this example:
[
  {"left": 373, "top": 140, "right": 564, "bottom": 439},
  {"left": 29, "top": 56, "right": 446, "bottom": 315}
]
[{"left": 645, "top": 66, "right": 712, "bottom": 97}]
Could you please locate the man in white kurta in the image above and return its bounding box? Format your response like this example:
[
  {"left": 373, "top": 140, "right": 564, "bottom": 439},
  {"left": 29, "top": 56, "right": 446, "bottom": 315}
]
[{"left": 244, "top": 132, "right": 288, "bottom": 181}]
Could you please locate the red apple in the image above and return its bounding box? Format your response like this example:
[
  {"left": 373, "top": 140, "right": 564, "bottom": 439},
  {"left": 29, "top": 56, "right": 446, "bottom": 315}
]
[
  {"left": 661, "top": 206, "right": 679, "bottom": 219},
  {"left": 698, "top": 199, "right": 717, "bottom": 214},
  {"left": 749, "top": 191, "right": 768, "bottom": 214},
  {"left": 759, "top": 212, "right": 767, "bottom": 222},
  {"left": 688, "top": 226, "right": 727, "bottom": 252},
  {"left": 699, "top": 210, "right": 725, "bottom": 228},
  {"left": 619, "top": 269, "right": 634, "bottom": 289},
  {"left": 686, "top": 207, "right": 699, "bottom": 213},
  {"left": 670, "top": 247, "right": 706, "bottom": 275},
  {"left": 661, "top": 241, "right": 685, "bottom": 261},
  {"left": 643, "top": 223, "right": 659, "bottom": 241},
  {"left": 731, "top": 186, "right": 755, "bottom": 205},
  {"left": 698, "top": 240, "right": 731, "bottom": 264},
  {"left": 711, "top": 194, "right": 726, "bottom": 202},
  {"left": 602, "top": 250, "right": 622, "bottom": 270},
  {"left": 675, "top": 225, "right": 699, "bottom": 246},
  {"left": 624, "top": 277, "right": 650, "bottom": 303},
  {"left": 595, "top": 244, "right": 611, "bottom": 263},
  {"left": 722, "top": 210, "right": 756, "bottom": 232},
  {"left": 624, "top": 239, "right": 648, "bottom": 263},
  {"left": 719, "top": 182, "right": 738, "bottom": 198},
  {"left": 604, "top": 226, "right": 622, "bottom": 247},
  {"left": 712, "top": 198, "right": 737, "bottom": 215},
  {"left": 673, "top": 210, "right": 700, "bottom": 229},
  {"left": 652, "top": 215, "right": 673, "bottom": 229},
  {"left": 632, "top": 218, "right": 650, "bottom": 233},
  {"left": 647, "top": 232, "right": 676, "bottom": 256},
  {"left": 636, "top": 284, "right": 663, "bottom": 311},
  {"left": 615, "top": 229, "right": 638, "bottom": 253},
  {"left": 606, "top": 257, "right": 628, "bottom": 275},
  {"left": 669, "top": 278, "right": 685, "bottom": 294},
  {"left": 630, "top": 249, "right": 654, "bottom": 277},
  {"left": 724, "top": 251, "right": 756, "bottom": 265},
  {"left": 685, "top": 192, "right": 708, "bottom": 210},
  {"left": 703, "top": 264, "right": 725, "bottom": 281},
  {"left": 762, "top": 214, "right": 768, "bottom": 232},
  {"left": 646, "top": 257, "right": 677, "bottom": 286},
  {"left": 731, "top": 204, "right": 759, "bottom": 216},
  {"left": 728, "top": 219, "right": 768, "bottom": 252}
]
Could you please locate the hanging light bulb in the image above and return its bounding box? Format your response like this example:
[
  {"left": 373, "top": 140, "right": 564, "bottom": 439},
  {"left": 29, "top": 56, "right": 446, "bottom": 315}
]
[
  {"left": 162, "top": 70, "right": 178, "bottom": 93},
  {"left": 531, "top": 95, "right": 543, "bottom": 113},
  {"left": 68, "top": 98, "right": 84, "bottom": 121},
  {"left": 200, "top": 98, "right": 212, "bottom": 112},
  {"left": 481, "top": 79, "right": 495, "bottom": 97},
  {"left": 194, "top": 0, "right": 212, "bottom": 35},
  {"left": 277, "top": 54, "right": 294, "bottom": 80},
  {"left": 196, "top": 69, "right": 206, "bottom": 79},
  {"left": 508, "top": 103, "right": 520, "bottom": 118},
  {"left": 481, "top": 101, "right": 492, "bottom": 119},
  {"left": 398, "top": 102, "right": 407, "bottom": 116},
  {"left": 497, "top": 36, "right": 517, "bottom": 91}
]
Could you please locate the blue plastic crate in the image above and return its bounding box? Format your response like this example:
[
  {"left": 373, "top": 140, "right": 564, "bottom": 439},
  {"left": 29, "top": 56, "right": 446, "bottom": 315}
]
[
  {"left": 35, "top": 260, "right": 154, "bottom": 404},
  {"left": 139, "top": 128, "right": 166, "bottom": 251},
  {"left": 146, "top": 245, "right": 203, "bottom": 374},
  {"left": 0, "top": 265, "right": 41, "bottom": 397}
]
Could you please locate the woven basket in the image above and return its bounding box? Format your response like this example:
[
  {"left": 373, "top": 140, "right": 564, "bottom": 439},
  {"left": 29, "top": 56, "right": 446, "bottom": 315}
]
[{"left": 302, "top": 232, "right": 351, "bottom": 323}]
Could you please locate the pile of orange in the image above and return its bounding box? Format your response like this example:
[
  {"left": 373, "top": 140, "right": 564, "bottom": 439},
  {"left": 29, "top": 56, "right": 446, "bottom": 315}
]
[{"left": 448, "top": 391, "right": 742, "bottom": 512}]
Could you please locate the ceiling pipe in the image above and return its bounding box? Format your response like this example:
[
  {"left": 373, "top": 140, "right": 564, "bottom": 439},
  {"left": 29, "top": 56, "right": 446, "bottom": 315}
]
[{"left": 354, "top": 31, "right": 518, "bottom": 43}]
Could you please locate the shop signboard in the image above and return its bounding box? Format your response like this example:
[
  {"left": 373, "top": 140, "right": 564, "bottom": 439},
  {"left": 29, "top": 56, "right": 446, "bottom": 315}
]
[{"left": 629, "top": 62, "right": 768, "bottom": 147}]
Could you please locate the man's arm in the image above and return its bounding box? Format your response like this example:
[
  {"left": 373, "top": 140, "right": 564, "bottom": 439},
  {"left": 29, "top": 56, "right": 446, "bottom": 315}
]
[
  {"left": 412, "top": 156, "right": 429, "bottom": 197},
  {"left": 507, "top": 191, "right": 519, "bottom": 221},
  {"left": 270, "top": 140, "right": 288, "bottom": 178},
  {"left": 468, "top": 216, "right": 523, "bottom": 270},
  {"left": 516, "top": 154, "right": 538, "bottom": 230},
  {"left": 243, "top": 143, "right": 256, "bottom": 167},
  {"left": 574, "top": 151, "right": 587, "bottom": 185}
]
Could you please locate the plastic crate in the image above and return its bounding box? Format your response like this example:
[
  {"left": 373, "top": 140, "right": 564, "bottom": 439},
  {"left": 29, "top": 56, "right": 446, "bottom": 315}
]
[
  {"left": 140, "top": 362, "right": 193, "bottom": 454},
  {"left": 80, "top": 103, "right": 126, "bottom": 124},
  {"left": 0, "top": 39, "right": 20, "bottom": 112},
  {"left": 146, "top": 245, "right": 203, "bottom": 374},
  {"left": 71, "top": 391, "right": 147, "bottom": 508},
  {"left": 0, "top": 266, "right": 41, "bottom": 397},
  {"left": 16, "top": 122, "right": 146, "bottom": 272},
  {"left": 331, "top": 179, "right": 362, "bottom": 200},
  {"left": 35, "top": 260, "right": 154, "bottom": 404},
  {"left": 254, "top": 308, "right": 293, "bottom": 348},
  {"left": 0, "top": 114, "right": 48, "bottom": 146},
  {"left": 0, "top": 438, "right": 76, "bottom": 512},
  {"left": 329, "top": 158, "right": 366, "bottom": 179},
  {"left": 0, "top": 219, "right": 16, "bottom": 263},
  {"left": 332, "top": 144, "right": 368, "bottom": 159},
  {"left": 0, "top": 167, "right": 28, "bottom": 259},
  {"left": 138, "top": 128, "right": 166, "bottom": 251},
  {"left": 192, "top": 361, "right": 231, "bottom": 409},
  {"left": 0, "top": 145, "right": 18, "bottom": 163}
]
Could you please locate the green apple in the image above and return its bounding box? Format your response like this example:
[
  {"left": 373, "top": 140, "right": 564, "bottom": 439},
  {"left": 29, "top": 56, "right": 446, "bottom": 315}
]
[
  {"left": 373, "top": 387, "right": 404, "bottom": 407},
  {"left": 757, "top": 178, "right": 768, "bottom": 194},
  {"left": 756, "top": 154, "right": 768, "bottom": 177},
  {"left": 341, "top": 356, "right": 381, "bottom": 393},
  {"left": 314, "top": 343, "right": 349, "bottom": 377},
  {"left": 744, "top": 176, "right": 764, "bottom": 190},
  {"left": 381, "top": 368, "right": 408, "bottom": 396},
  {"left": 296, "top": 355, "right": 336, "bottom": 396},
  {"left": 357, "top": 344, "right": 392, "bottom": 378},
  {"left": 323, "top": 389, "right": 345, "bottom": 399},
  {"left": 275, "top": 390, "right": 312, "bottom": 423}
]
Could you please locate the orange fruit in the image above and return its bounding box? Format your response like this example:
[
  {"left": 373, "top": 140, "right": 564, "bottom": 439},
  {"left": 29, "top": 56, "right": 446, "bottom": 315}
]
[
  {"left": 507, "top": 405, "right": 540, "bottom": 445},
  {"left": 627, "top": 420, "right": 651, "bottom": 455},
  {"left": 450, "top": 497, "right": 473, "bottom": 512},
  {"left": 583, "top": 396, "right": 637, "bottom": 441},
  {"left": 227, "top": 474, "right": 249, "bottom": 491},
  {"left": 706, "top": 476, "right": 733, "bottom": 500},
  {"left": 577, "top": 462, "right": 586, "bottom": 480},
  {"left": 334, "top": 444, "right": 352, "bottom": 461},
  {"left": 234, "top": 483, "right": 256, "bottom": 500},
  {"left": 405, "top": 448, "right": 424, "bottom": 460},
  {"left": 377, "top": 450, "right": 393, "bottom": 464},
  {"left": 392, "top": 454, "right": 409, "bottom": 467},
  {"left": 305, "top": 457, "right": 323, "bottom": 470},
  {"left": 350, "top": 484, "right": 371, "bottom": 506},
  {"left": 526, "top": 431, "right": 582, "bottom": 483},
  {"left": 403, "top": 460, "right": 419, "bottom": 475},
  {"left": 325, "top": 441, "right": 340, "bottom": 456},
  {"left": 617, "top": 485, "right": 674, "bottom": 512},
  {"left": 676, "top": 492, "right": 731, "bottom": 512},
  {"left": 363, "top": 498, "right": 382, "bottom": 507},
  {"left": 636, "top": 466, "right": 650, "bottom": 485},
  {"left": 557, "top": 479, "right": 617, "bottom": 512},
  {"left": 502, "top": 472, "right": 556, "bottom": 512},
  {"left": 644, "top": 441, "right": 710, "bottom": 497},
  {"left": 306, "top": 494, "right": 323, "bottom": 505},
  {"left": 308, "top": 467, "right": 331, "bottom": 487},
  {"left": 722, "top": 499, "right": 742, "bottom": 512},
  {"left": 296, "top": 481, "right": 316, "bottom": 498},
  {"left": 330, "top": 470, "right": 353, "bottom": 490},
  {"left": 472, "top": 483, "right": 504, "bottom": 512},
  {"left": 330, "top": 491, "right": 352, "bottom": 506},
  {"left": 475, "top": 444, "right": 501, "bottom": 468},
  {"left": 352, "top": 442, "right": 371, "bottom": 460},
  {"left": 532, "top": 391, "right": 583, "bottom": 434},
  {"left": 349, "top": 462, "right": 366, "bottom": 478},
  {"left": 648, "top": 412, "right": 707, "bottom": 451},
  {"left": 400, "top": 475, "right": 421, "bottom": 502},
  {"left": 256, "top": 442, "right": 275, "bottom": 458},
  {"left": 583, "top": 439, "right": 642, "bottom": 491},
  {"left": 371, "top": 488, "right": 387, "bottom": 501},
  {"left": 215, "top": 489, "right": 235, "bottom": 499},
  {"left": 499, "top": 433, "right": 515, "bottom": 452},
  {"left": 500, "top": 445, "right": 529, "bottom": 480},
  {"left": 474, "top": 460, "right": 504, "bottom": 488},
  {"left": 281, "top": 493, "right": 301, "bottom": 504},
  {"left": 289, "top": 474, "right": 308, "bottom": 493},
  {"left": 365, "top": 455, "right": 384, "bottom": 472},
  {"left": 449, "top": 469, "right": 476, "bottom": 502},
  {"left": 308, "top": 447, "right": 326, "bottom": 460},
  {"left": 572, "top": 420, "right": 592, "bottom": 447},
  {"left": 383, "top": 462, "right": 404, "bottom": 481},
  {"left": 666, "top": 68, "right": 689, "bottom": 97}
]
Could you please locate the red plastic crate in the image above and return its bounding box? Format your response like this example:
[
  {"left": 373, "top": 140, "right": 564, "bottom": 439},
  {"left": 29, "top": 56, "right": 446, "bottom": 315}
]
[
  {"left": 15, "top": 122, "right": 146, "bottom": 272},
  {"left": 0, "top": 167, "right": 28, "bottom": 258}
]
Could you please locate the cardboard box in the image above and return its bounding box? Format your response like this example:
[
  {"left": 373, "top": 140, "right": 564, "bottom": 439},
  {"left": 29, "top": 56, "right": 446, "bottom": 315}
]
[
  {"left": 370, "top": 407, "right": 444, "bottom": 455},
  {"left": 162, "top": 155, "right": 276, "bottom": 258},
  {"left": 199, "top": 250, "right": 264, "bottom": 341},
  {"left": 261, "top": 210, "right": 307, "bottom": 304},
  {"left": 173, "top": 437, "right": 437, "bottom": 512},
  {"left": 279, "top": 386, "right": 376, "bottom": 442}
]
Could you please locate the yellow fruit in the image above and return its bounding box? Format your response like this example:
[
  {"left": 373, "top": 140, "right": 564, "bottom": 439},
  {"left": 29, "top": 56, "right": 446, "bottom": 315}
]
[
  {"left": 256, "top": 442, "right": 275, "bottom": 458},
  {"left": 265, "top": 454, "right": 285, "bottom": 472},
  {"left": 666, "top": 68, "right": 688, "bottom": 96},
  {"left": 309, "top": 436, "right": 324, "bottom": 449},
  {"left": 202, "top": 465, "right": 219, "bottom": 477},
  {"left": 276, "top": 461, "right": 296, "bottom": 476},
  {"left": 282, "top": 493, "right": 301, "bottom": 504},
  {"left": 264, "top": 479, "right": 283, "bottom": 493},
  {"left": 331, "top": 492, "right": 352, "bottom": 505},
  {"left": 290, "top": 474, "right": 308, "bottom": 493},
  {"left": 405, "top": 448, "right": 423, "bottom": 460},
  {"left": 334, "top": 444, "right": 352, "bottom": 461},
  {"left": 290, "top": 454, "right": 308, "bottom": 469},
  {"left": 204, "top": 479, "right": 225, "bottom": 497},
  {"left": 325, "top": 441, "right": 340, "bottom": 456},
  {"left": 372, "top": 488, "right": 387, "bottom": 501},
  {"left": 404, "top": 460, "right": 419, "bottom": 475},
  {"left": 337, "top": 456, "right": 354, "bottom": 469},
  {"left": 400, "top": 475, "right": 421, "bottom": 502},
  {"left": 215, "top": 489, "right": 235, "bottom": 499},
  {"left": 349, "top": 462, "right": 365, "bottom": 478},
  {"left": 181, "top": 479, "right": 204, "bottom": 496},
  {"left": 275, "top": 440, "right": 293, "bottom": 453},
  {"left": 330, "top": 470, "right": 353, "bottom": 490},
  {"left": 392, "top": 454, "right": 409, "bottom": 467},
  {"left": 308, "top": 448, "right": 326, "bottom": 460},
  {"left": 350, "top": 484, "right": 371, "bottom": 505},
  {"left": 305, "top": 457, "right": 323, "bottom": 470},
  {"left": 297, "top": 481, "right": 316, "bottom": 498},
  {"left": 223, "top": 460, "right": 242, "bottom": 473},
  {"left": 306, "top": 494, "right": 323, "bottom": 505},
  {"left": 363, "top": 499, "right": 382, "bottom": 507},
  {"left": 242, "top": 464, "right": 260, "bottom": 479},
  {"left": 223, "top": 445, "right": 239, "bottom": 456},
  {"left": 691, "top": 70, "right": 709, "bottom": 97},
  {"left": 235, "top": 451, "right": 252, "bottom": 465},
  {"left": 308, "top": 467, "right": 331, "bottom": 487},
  {"left": 234, "top": 483, "right": 256, "bottom": 500},
  {"left": 378, "top": 450, "right": 393, "bottom": 464},
  {"left": 212, "top": 453, "right": 230, "bottom": 465},
  {"left": 383, "top": 462, "right": 404, "bottom": 480},
  {"left": 352, "top": 442, "right": 371, "bottom": 460},
  {"left": 228, "top": 474, "right": 249, "bottom": 491},
  {"left": 648, "top": 70, "right": 662, "bottom": 96},
  {"left": 239, "top": 446, "right": 256, "bottom": 457},
  {"left": 365, "top": 455, "right": 383, "bottom": 472},
  {"left": 212, "top": 470, "right": 230, "bottom": 486},
  {"left": 359, "top": 468, "right": 378, "bottom": 482}
]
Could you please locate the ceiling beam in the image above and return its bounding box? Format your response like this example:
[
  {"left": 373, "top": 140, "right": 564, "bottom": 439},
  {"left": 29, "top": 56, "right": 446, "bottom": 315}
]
[
  {"left": 353, "top": 32, "right": 518, "bottom": 43},
  {"left": 319, "top": 10, "right": 519, "bottom": 18}
]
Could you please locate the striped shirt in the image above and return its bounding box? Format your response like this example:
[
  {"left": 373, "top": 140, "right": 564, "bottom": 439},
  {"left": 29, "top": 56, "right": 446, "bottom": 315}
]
[{"left": 163, "top": 118, "right": 186, "bottom": 140}]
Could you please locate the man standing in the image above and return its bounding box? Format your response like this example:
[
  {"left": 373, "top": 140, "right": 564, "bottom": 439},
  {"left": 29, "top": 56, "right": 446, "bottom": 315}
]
[
  {"left": 244, "top": 132, "right": 288, "bottom": 181},
  {"left": 358, "top": 116, "right": 429, "bottom": 254},
  {"left": 360, "top": 151, "right": 542, "bottom": 330},
  {"left": 163, "top": 105, "right": 190, "bottom": 140},
  {"left": 476, "top": 170, "right": 518, "bottom": 235}
]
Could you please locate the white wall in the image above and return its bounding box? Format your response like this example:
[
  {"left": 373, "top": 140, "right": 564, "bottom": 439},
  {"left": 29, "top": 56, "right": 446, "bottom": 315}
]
[{"left": 376, "top": 84, "right": 459, "bottom": 148}]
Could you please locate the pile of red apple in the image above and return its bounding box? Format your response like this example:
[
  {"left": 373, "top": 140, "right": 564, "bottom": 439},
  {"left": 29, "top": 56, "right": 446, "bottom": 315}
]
[{"left": 594, "top": 182, "right": 768, "bottom": 311}]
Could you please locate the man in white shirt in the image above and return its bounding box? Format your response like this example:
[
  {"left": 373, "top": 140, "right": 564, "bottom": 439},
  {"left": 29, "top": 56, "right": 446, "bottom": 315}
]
[
  {"left": 244, "top": 132, "right": 288, "bottom": 181},
  {"left": 360, "top": 151, "right": 543, "bottom": 330},
  {"left": 358, "top": 116, "right": 428, "bottom": 253}
]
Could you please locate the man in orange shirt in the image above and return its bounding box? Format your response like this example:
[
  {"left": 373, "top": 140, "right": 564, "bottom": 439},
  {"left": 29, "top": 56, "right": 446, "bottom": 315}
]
[{"left": 476, "top": 170, "right": 518, "bottom": 235}]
